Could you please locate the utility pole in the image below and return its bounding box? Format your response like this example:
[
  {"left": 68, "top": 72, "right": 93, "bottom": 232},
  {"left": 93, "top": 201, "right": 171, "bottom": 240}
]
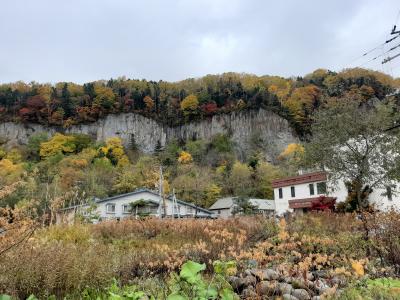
[
  {"left": 157, "top": 166, "right": 167, "bottom": 218},
  {"left": 172, "top": 188, "right": 180, "bottom": 219},
  {"left": 391, "top": 25, "right": 400, "bottom": 35}
]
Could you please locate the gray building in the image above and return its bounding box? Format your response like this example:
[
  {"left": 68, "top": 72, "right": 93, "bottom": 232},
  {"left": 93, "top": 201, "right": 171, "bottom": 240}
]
[
  {"left": 57, "top": 188, "right": 213, "bottom": 223},
  {"left": 209, "top": 197, "right": 275, "bottom": 218}
]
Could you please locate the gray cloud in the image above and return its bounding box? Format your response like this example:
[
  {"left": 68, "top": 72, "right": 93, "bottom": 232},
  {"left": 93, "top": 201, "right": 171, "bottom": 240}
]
[{"left": 0, "top": 0, "right": 399, "bottom": 83}]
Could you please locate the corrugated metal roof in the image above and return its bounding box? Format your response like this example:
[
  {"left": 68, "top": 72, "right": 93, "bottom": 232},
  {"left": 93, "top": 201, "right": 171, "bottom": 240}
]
[
  {"left": 249, "top": 198, "right": 275, "bottom": 210},
  {"left": 209, "top": 197, "right": 235, "bottom": 210},
  {"left": 209, "top": 197, "right": 275, "bottom": 211}
]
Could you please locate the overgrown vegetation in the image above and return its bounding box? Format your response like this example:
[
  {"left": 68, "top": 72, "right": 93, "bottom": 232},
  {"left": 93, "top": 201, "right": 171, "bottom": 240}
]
[{"left": 1, "top": 213, "right": 400, "bottom": 299}]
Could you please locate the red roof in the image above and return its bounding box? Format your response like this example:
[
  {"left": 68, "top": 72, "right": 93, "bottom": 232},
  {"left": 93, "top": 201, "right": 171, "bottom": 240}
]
[{"left": 272, "top": 171, "right": 327, "bottom": 188}]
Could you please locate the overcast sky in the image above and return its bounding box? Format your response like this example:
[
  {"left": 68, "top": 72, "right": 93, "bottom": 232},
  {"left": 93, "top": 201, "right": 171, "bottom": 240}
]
[{"left": 1, "top": 0, "right": 400, "bottom": 84}]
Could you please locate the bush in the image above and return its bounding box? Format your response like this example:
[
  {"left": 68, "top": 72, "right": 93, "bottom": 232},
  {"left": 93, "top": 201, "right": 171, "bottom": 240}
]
[{"left": 365, "top": 210, "right": 400, "bottom": 273}]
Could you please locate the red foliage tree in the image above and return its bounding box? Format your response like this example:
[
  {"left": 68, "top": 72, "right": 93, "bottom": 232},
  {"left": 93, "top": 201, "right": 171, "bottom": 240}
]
[
  {"left": 311, "top": 196, "right": 336, "bottom": 211},
  {"left": 19, "top": 107, "right": 34, "bottom": 121},
  {"left": 26, "top": 95, "right": 46, "bottom": 110},
  {"left": 200, "top": 102, "right": 218, "bottom": 115}
]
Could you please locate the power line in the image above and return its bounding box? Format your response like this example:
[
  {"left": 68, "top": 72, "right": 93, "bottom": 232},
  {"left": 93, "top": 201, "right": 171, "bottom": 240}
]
[
  {"left": 357, "top": 43, "right": 400, "bottom": 67},
  {"left": 345, "top": 8, "right": 400, "bottom": 71},
  {"left": 382, "top": 52, "right": 400, "bottom": 64}
]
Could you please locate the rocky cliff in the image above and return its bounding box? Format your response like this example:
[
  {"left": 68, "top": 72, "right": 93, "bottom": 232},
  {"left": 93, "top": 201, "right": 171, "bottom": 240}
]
[{"left": 0, "top": 109, "right": 298, "bottom": 160}]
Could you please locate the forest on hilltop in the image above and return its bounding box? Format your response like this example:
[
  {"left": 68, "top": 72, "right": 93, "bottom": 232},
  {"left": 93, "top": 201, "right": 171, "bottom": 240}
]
[{"left": 0, "top": 68, "right": 398, "bottom": 136}]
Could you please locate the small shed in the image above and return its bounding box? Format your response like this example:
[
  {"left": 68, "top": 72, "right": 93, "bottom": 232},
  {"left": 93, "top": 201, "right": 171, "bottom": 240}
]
[{"left": 209, "top": 197, "right": 275, "bottom": 218}]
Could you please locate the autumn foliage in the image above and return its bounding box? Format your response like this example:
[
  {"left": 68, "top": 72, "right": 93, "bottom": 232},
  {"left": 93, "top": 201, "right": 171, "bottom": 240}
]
[{"left": 0, "top": 68, "right": 396, "bottom": 136}]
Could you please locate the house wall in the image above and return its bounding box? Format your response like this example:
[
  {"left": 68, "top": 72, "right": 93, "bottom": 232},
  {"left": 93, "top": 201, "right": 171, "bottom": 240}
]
[
  {"left": 210, "top": 207, "right": 233, "bottom": 219},
  {"left": 274, "top": 178, "right": 400, "bottom": 215},
  {"left": 274, "top": 180, "right": 327, "bottom": 215},
  {"left": 96, "top": 191, "right": 210, "bottom": 219},
  {"left": 97, "top": 191, "right": 160, "bottom": 219}
]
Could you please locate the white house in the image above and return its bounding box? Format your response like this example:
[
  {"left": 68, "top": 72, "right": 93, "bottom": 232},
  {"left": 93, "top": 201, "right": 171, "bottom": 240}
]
[
  {"left": 272, "top": 171, "right": 400, "bottom": 215},
  {"left": 209, "top": 197, "right": 275, "bottom": 218},
  {"left": 57, "top": 188, "right": 213, "bottom": 223}
]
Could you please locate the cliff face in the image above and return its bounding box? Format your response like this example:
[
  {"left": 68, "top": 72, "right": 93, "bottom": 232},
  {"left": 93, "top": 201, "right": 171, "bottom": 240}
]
[{"left": 0, "top": 109, "right": 298, "bottom": 160}]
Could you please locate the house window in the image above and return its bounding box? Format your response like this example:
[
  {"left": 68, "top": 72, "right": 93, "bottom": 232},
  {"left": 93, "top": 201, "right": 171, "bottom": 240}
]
[
  {"left": 150, "top": 206, "right": 159, "bottom": 214},
  {"left": 386, "top": 186, "right": 393, "bottom": 201},
  {"left": 187, "top": 207, "right": 194, "bottom": 214},
  {"left": 291, "top": 186, "right": 295, "bottom": 197},
  {"left": 309, "top": 184, "right": 315, "bottom": 195},
  {"left": 317, "top": 182, "right": 327, "bottom": 194},
  {"left": 278, "top": 188, "right": 283, "bottom": 199},
  {"left": 218, "top": 210, "right": 221, "bottom": 214},
  {"left": 122, "top": 204, "right": 130, "bottom": 214},
  {"left": 106, "top": 203, "right": 115, "bottom": 214}
]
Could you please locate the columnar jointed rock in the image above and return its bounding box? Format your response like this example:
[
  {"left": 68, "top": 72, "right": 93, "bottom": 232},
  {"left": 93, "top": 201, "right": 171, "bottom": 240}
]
[{"left": 0, "top": 109, "right": 298, "bottom": 160}]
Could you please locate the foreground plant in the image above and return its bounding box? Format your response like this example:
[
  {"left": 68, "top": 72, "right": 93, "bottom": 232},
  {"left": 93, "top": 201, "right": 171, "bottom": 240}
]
[
  {"left": 167, "top": 260, "right": 238, "bottom": 300},
  {"left": 338, "top": 278, "right": 400, "bottom": 300}
]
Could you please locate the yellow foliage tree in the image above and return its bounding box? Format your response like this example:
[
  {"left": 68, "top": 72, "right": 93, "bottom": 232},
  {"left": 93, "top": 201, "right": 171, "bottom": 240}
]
[
  {"left": 94, "top": 85, "right": 116, "bottom": 109},
  {"left": 99, "top": 137, "right": 129, "bottom": 167},
  {"left": 178, "top": 151, "right": 193, "bottom": 164},
  {"left": 0, "top": 159, "right": 24, "bottom": 185},
  {"left": 39, "top": 133, "right": 76, "bottom": 158},
  {"left": 278, "top": 143, "right": 305, "bottom": 175},
  {"left": 284, "top": 85, "right": 320, "bottom": 126},
  {"left": 205, "top": 184, "right": 222, "bottom": 207},
  {"left": 279, "top": 143, "right": 305, "bottom": 162},
  {"left": 180, "top": 94, "right": 199, "bottom": 116},
  {"left": 5, "top": 148, "right": 23, "bottom": 163}
]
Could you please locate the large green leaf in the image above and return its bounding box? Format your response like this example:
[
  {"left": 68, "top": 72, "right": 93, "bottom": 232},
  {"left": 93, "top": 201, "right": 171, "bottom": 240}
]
[
  {"left": 108, "top": 292, "right": 123, "bottom": 300},
  {"left": 167, "top": 293, "right": 188, "bottom": 300},
  {"left": 219, "top": 288, "right": 237, "bottom": 300},
  {"left": 0, "top": 295, "right": 11, "bottom": 300},
  {"left": 124, "top": 291, "right": 146, "bottom": 300},
  {"left": 213, "top": 260, "right": 236, "bottom": 276},
  {"left": 179, "top": 261, "right": 206, "bottom": 284}
]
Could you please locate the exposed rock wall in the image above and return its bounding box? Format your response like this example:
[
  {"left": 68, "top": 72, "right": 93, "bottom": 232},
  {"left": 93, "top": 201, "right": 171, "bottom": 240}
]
[{"left": 0, "top": 109, "right": 298, "bottom": 160}]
